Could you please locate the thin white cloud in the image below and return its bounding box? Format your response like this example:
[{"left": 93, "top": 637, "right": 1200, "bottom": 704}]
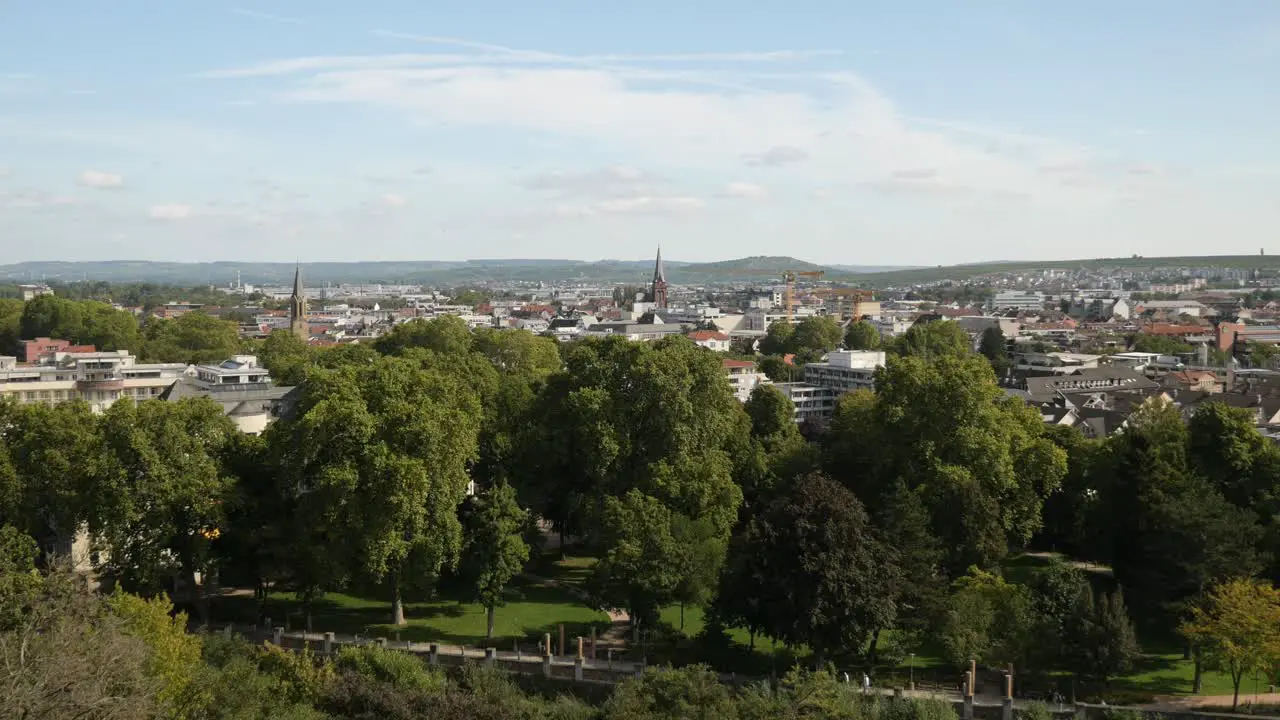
[
  {"left": 555, "top": 195, "right": 704, "bottom": 217},
  {"left": 720, "top": 181, "right": 768, "bottom": 199},
  {"left": 79, "top": 170, "right": 124, "bottom": 189},
  {"left": 229, "top": 6, "right": 303, "bottom": 25},
  {"left": 381, "top": 193, "right": 408, "bottom": 207},
  {"left": 149, "top": 204, "right": 192, "bottom": 220},
  {"left": 743, "top": 146, "right": 809, "bottom": 167}
]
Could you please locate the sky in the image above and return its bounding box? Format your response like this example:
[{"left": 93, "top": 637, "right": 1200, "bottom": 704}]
[{"left": 2, "top": 1, "right": 1279, "bottom": 266}]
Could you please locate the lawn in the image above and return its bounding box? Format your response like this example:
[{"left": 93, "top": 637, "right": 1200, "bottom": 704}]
[{"left": 207, "top": 575, "right": 609, "bottom": 649}]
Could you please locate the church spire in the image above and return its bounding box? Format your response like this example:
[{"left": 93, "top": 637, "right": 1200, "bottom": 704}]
[
  {"left": 290, "top": 264, "right": 308, "bottom": 341},
  {"left": 650, "top": 246, "right": 668, "bottom": 309}
]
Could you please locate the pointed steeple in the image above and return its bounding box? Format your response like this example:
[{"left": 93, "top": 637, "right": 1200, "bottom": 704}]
[
  {"left": 652, "top": 245, "right": 666, "bottom": 284},
  {"left": 290, "top": 264, "right": 308, "bottom": 341},
  {"left": 650, "top": 246, "right": 669, "bottom": 309}
]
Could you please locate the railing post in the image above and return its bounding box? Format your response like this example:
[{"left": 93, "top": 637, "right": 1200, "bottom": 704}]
[
  {"left": 323, "top": 632, "right": 334, "bottom": 654},
  {"left": 272, "top": 627, "right": 283, "bottom": 646},
  {"left": 575, "top": 656, "right": 584, "bottom": 681},
  {"left": 223, "top": 624, "right": 233, "bottom": 640},
  {"left": 485, "top": 647, "right": 496, "bottom": 667},
  {"left": 429, "top": 644, "right": 439, "bottom": 666}
]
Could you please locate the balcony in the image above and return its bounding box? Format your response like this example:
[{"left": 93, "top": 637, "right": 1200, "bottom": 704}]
[{"left": 77, "top": 375, "right": 125, "bottom": 391}]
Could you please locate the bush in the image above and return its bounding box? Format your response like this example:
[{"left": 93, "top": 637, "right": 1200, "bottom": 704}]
[
  {"left": 1017, "top": 701, "right": 1052, "bottom": 720},
  {"left": 333, "top": 644, "right": 447, "bottom": 694}
]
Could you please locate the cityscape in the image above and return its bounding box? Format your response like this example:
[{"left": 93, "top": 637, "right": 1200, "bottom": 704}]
[{"left": 4, "top": 1, "right": 1280, "bottom": 719}]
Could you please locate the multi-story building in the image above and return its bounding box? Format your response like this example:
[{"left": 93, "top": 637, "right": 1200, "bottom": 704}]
[
  {"left": 0, "top": 351, "right": 188, "bottom": 412},
  {"left": 723, "top": 359, "right": 768, "bottom": 402},
  {"left": 990, "top": 291, "right": 1046, "bottom": 312},
  {"left": 773, "top": 382, "right": 837, "bottom": 425},
  {"left": 802, "top": 350, "right": 885, "bottom": 394},
  {"left": 161, "top": 355, "right": 297, "bottom": 434}
]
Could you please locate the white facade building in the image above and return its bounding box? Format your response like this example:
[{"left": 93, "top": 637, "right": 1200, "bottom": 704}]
[
  {"left": 802, "top": 350, "right": 885, "bottom": 394},
  {"left": 774, "top": 382, "right": 837, "bottom": 425},
  {"left": 991, "top": 291, "right": 1046, "bottom": 312},
  {"left": 723, "top": 359, "right": 768, "bottom": 403},
  {"left": 0, "top": 351, "right": 188, "bottom": 412}
]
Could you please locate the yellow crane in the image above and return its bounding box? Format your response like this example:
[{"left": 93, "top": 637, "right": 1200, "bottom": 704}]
[{"left": 782, "top": 270, "right": 825, "bottom": 321}]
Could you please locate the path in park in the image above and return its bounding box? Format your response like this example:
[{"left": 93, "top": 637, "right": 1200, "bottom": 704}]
[
  {"left": 1144, "top": 692, "right": 1280, "bottom": 712},
  {"left": 519, "top": 570, "right": 631, "bottom": 648}
]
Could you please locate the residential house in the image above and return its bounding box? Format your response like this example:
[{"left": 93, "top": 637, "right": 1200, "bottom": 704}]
[
  {"left": 688, "top": 330, "right": 731, "bottom": 352},
  {"left": 723, "top": 359, "right": 768, "bottom": 403}
]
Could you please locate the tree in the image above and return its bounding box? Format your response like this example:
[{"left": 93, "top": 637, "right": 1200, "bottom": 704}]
[
  {"left": 1181, "top": 579, "right": 1280, "bottom": 711},
  {"left": 759, "top": 320, "right": 795, "bottom": 356},
  {"left": 978, "top": 326, "right": 1009, "bottom": 377},
  {"left": 939, "top": 568, "right": 1034, "bottom": 670},
  {"left": 273, "top": 355, "right": 481, "bottom": 625},
  {"left": 890, "top": 320, "right": 972, "bottom": 359},
  {"left": 0, "top": 298, "right": 22, "bottom": 356},
  {"left": 757, "top": 354, "right": 799, "bottom": 382},
  {"left": 670, "top": 515, "right": 726, "bottom": 632},
  {"left": 459, "top": 481, "right": 530, "bottom": 639},
  {"left": 374, "top": 315, "right": 474, "bottom": 357},
  {"left": 589, "top": 490, "right": 685, "bottom": 628},
  {"left": 257, "top": 329, "right": 313, "bottom": 385},
  {"left": 0, "top": 400, "right": 112, "bottom": 549},
  {"left": 141, "top": 311, "right": 243, "bottom": 363},
  {"left": 1095, "top": 398, "right": 1263, "bottom": 619},
  {"left": 1250, "top": 342, "right": 1280, "bottom": 368},
  {"left": 99, "top": 398, "right": 237, "bottom": 625},
  {"left": 791, "top": 316, "right": 843, "bottom": 354},
  {"left": 1131, "top": 333, "right": 1193, "bottom": 355},
  {"left": 513, "top": 336, "right": 744, "bottom": 549},
  {"left": 824, "top": 353, "right": 1066, "bottom": 573},
  {"left": 19, "top": 294, "right": 86, "bottom": 343},
  {"left": 726, "top": 473, "right": 899, "bottom": 663},
  {"left": 844, "top": 320, "right": 881, "bottom": 351},
  {"left": 1088, "top": 588, "right": 1140, "bottom": 685}
]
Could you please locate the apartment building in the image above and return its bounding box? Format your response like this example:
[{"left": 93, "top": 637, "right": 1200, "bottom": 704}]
[
  {"left": 0, "top": 351, "right": 189, "bottom": 412},
  {"left": 990, "top": 291, "right": 1046, "bottom": 312},
  {"left": 802, "top": 350, "right": 885, "bottom": 394},
  {"left": 723, "top": 359, "right": 768, "bottom": 402},
  {"left": 773, "top": 382, "right": 837, "bottom": 425}
]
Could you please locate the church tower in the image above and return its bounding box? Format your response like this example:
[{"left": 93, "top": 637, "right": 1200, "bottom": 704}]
[
  {"left": 289, "top": 265, "right": 308, "bottom": 341},
  {"left": 650, "top": 246, "right": 668, "bottom": 309}
]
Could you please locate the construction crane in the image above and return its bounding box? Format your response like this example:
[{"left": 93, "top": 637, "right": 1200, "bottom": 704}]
[
  {"left": 806, "top": 287, "right": 876, "bottom": 320},
  {"left": 697, "top": 266, "right": 828, "bottom": 319},
  {"left": 782, "top": 270, "right": 825, "bottom": 321}
]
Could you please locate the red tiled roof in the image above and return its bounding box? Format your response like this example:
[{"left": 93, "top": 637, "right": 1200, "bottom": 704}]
[
  {"left": 688, "top": 330, "right": 729, "bottom": 341},
  {"left": 722, "top": 359, "right": 756, "bottom": 369},
  {"left": 1145, "top": 323, "right": 1205, "bottom": 336},
  {"left": 783, "top": 353, "right": 796, "bottom": 365},
  {"left": 1171, "top": 370, "right": 1217, "bottom": 383}
]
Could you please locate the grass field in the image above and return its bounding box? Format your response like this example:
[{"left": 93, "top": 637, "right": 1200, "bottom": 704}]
[
  {"left": 205, "top": 550, "right": 1246, "bottom": 700},
  {"left": 207, "top": 574, "right": 609, "bottom": 649}
]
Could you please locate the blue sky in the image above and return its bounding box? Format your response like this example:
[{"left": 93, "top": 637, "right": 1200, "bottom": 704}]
[{"left": 2, "top": 1, "right": 1279, "bottom": 265}]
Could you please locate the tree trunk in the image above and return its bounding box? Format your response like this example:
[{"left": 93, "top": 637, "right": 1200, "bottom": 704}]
[
  {"left": 867, "top": 628, "right": 881, "bottom": 665},
  {"left": 749, "top": 630, "right": 756, "bottom": 651},
  {"left": 486, "top": 604, "right": 495, "bottom": 640},
  {"left": 1193, "top": 650, "right": 1203, "bottom": 694},
  {"left": 559, "top": 528, "right": 566, "bottom": 560},
  {"left": 1233, "top": 673, "right": 1242, "bottom": 712},
  {"left": 181, "top": 552, "right": 208, "bottom": 627},
  {"left": 680, "top": 602, "right": 685, "bottom": 632},
  {"left": 390, "top": 573, "right": 406, "bottom": 626}
]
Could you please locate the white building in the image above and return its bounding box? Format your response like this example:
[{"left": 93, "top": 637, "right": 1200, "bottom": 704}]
[
  {"left": 723, "top": 359, "right": 768, "bottom": 403},
  {"left": 162, "top": 355, "right": 297, "bottom": 434},
  {"left": 0, "top": 351, "right": 188, "bottom": 412},
  {"left": 742, "top": 306, "right": 822, "bottom": 331},
  {"left": 773, "top": 382, "right": 837, "bottom": 425},
  {"left": 991, "top": 291, "right": 1046, "bottom": 312},
  {"left": 802, "top": 350, "right": 885, "bottom": 394},
  {"left": 688, "top": 330, "right": 731, "bottom": 352}
]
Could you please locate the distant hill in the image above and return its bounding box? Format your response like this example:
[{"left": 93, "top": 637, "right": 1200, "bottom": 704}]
[
  {"left": 5, "top": 254, "right": 1274, "bottom": 289},
  {"left": 0, "top": 256, "right": 845, "bottom": 287}
]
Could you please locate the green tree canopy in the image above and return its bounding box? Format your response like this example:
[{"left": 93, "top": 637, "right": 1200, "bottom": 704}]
[
  {"left": 824, "top": 353, "right": 1066, "bottom": 573},
  {"left": 141, "top": 311, "right": 243, "bottom": 364},
  {"left": 720, "top": 473, "right": 899, "bottom": 663},
  {"left": 272, "top": 354, "right": 482, "bottom": 625},
  {"left": 791, "top": 316, "right": 843, "bottom": 354},
  {"left": 844, "top": 320, "right": 881, "bottom": 351},
  {"left": 459, "top": 481, "right": 531, "bottom": 639}
]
